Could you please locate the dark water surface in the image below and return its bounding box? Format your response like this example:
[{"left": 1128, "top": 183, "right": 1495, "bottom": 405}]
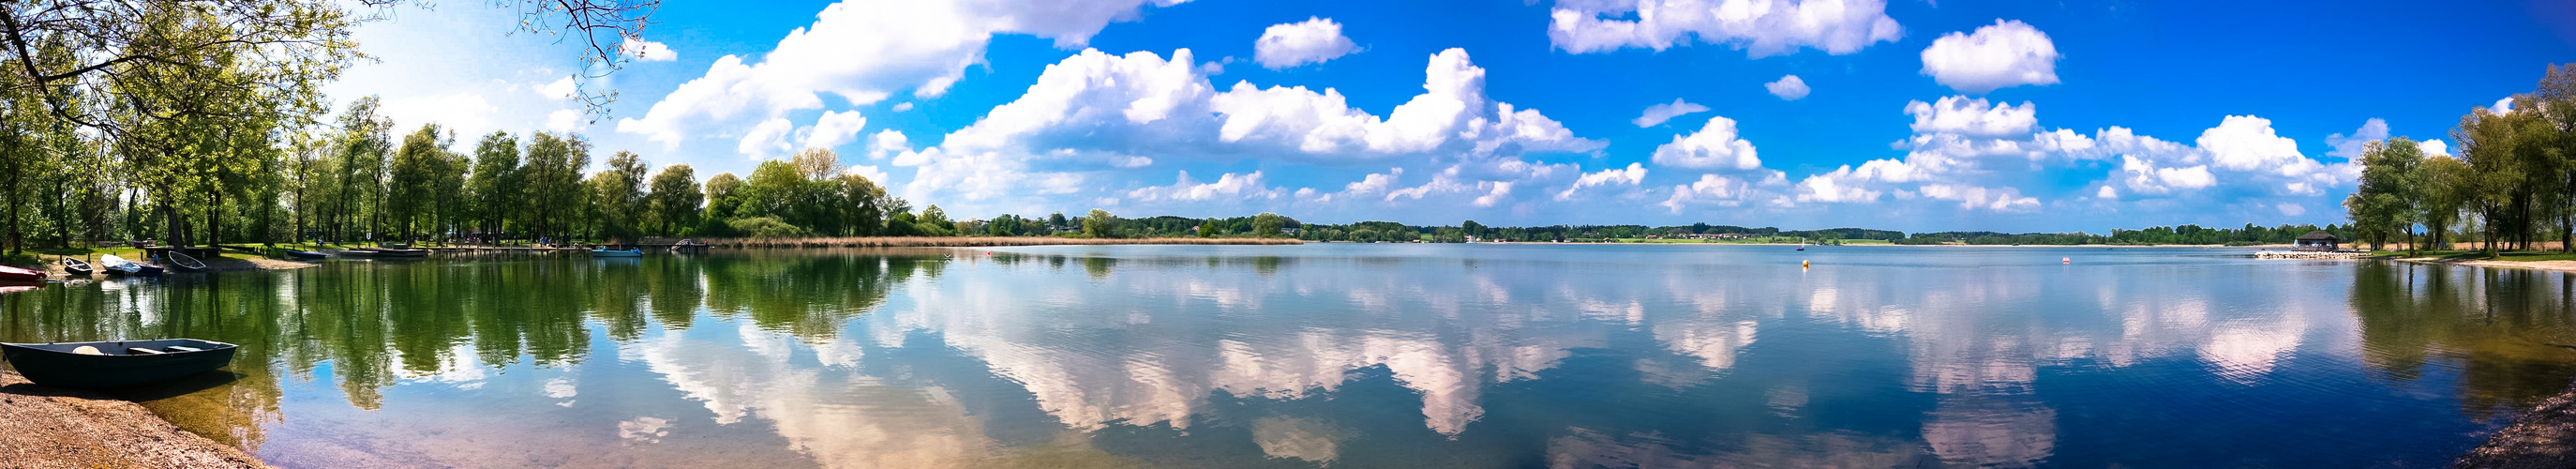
[{"left": 5, "top": 244, "right": 2576, "bottom": 467}]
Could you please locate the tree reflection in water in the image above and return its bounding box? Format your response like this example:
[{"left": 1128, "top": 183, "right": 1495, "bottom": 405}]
[
  {"left": 4, "top": 249, "right": 2576, "bottom": 467},
  {"left": 0, "top": 250, "right": 946, "bottom": 453},
  {"left": 2351, "top": 262, "right": 2576, "bottom": 420}
]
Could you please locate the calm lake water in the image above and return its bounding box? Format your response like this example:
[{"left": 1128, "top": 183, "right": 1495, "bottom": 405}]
[{"left": 5, "top": 244, "right": 2576, "bottom": 467}]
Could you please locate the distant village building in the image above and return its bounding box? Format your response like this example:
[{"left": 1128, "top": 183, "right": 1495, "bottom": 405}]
[{"left": 2294, "top": 230, "right": 2340, "bottom": 251}]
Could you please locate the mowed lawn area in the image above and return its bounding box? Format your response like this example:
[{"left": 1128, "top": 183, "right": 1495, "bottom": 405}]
[{"left": 2373, "top": 250, "right": 2576, "bottom": 262}]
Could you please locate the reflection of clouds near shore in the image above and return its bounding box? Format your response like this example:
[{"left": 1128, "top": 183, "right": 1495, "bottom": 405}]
[{"left": 619, "top": 250, "right": 2341, "bottom": 466}]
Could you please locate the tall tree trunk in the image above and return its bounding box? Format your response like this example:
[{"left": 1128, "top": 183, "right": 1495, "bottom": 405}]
[
  {"left": 205, "top": 191, "right": 219, "bottom": 248},
  {"left": 51, "top": 178, "right": 70, "bottom": 249},
  {"left": 159, "top": 193, "right": 183, "bottom": 248}
]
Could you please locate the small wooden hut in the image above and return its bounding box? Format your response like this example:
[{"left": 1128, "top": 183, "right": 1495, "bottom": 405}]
[{"left": 2294, "top": 230, "right": 2340, "bottom": 251}]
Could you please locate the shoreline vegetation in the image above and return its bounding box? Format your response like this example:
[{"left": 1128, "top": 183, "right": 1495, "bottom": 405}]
[{"left": 701, "top": 236, "right": 1302, "bottom": 248}]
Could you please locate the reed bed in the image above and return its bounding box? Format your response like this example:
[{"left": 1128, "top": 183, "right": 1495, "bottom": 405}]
[{"left": 699, "top": 236, "right": 1304, "bottom": 248}]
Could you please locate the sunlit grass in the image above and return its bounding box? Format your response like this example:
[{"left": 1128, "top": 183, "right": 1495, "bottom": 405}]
[
  {"left": 1610, "top": 236, "right": 1892, "bottom": 245},
  {"left": 2371, "top": 250, "right": 2576, "bottom": 262}
]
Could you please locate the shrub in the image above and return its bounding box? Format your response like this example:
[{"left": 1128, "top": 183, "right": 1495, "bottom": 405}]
[{"left": 726, "top": 217, "right": 813, "bottom": 238}]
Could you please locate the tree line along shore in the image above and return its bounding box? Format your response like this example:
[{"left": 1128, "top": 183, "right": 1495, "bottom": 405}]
[{"left": 2344, "top": 65, "right": 2576, "bottom": 258}]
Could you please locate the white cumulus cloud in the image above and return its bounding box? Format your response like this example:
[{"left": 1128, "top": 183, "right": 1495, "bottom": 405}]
[
  {"left": 2324, "top": 118, "right": 2389, "bottom": 160},
  {"left": 1633, "top": 98, "right": 1710, "bottom": 127},
  {"left": 739, "top": 117, "right": 796, "bottom": 159},
  {"left": 1907, "top": 96, "right": 2037, "bottom": 139},
  {"left": 1789, "top": 95, "right": 2351, "bottom": 215},
  {"left": 616, "top": 0, "right": 1181, "bottom": 148},
  {"left": 539, "top": 77, "right": 577, "bottom": 100},
  {"left": 1919, "top": 19, "right": 2059, "bottom": 94},
  {"left": 1557, "top": 162, "right": 1647, "bottom": 200},
  {"left": 803, "top": 110, "right": 870, "bottom": 150},
  {"left": 866, "top": 129, "right": 910, "bottom": 159},
  {"left": 1659, "top": 172, "right": 1785, "bottom": 212},
  {"left": 2419, "top": 139, "right": 2449, "bottom": 158},
  {"left": 1254, "top": 17, "right": 1359, "bottom": 68},
  {"left": 1764, "top": 75, "right": 1809, "bottom": 100},
  {"left": 1550, "top": 0, "right": 1904, "bottom": 57},
  {"left": 1918, "top": 184, "right": 2039, "bottom": 212},
  {"left": 2197, "top": 115, "right": 2310, "bottom": 174},
  {"left": 1652, "top": 115, "right": 1761, "bottom": 170},
  {"left": 1129, "top": 171, "right": 1284, "bottom": 202},
  {"left": 622, "top": 38, "right": 678, "bottom": 62},
  {"left": 935, "top": 47, "right": 1601, "bottom": 172},
  {"left": 1328, "top": 168, "right": 1404, "bottom": 202}
]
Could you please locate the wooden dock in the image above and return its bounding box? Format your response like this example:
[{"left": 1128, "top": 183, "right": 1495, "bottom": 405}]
[
  {"left": 416, "top": 246, "right": 592, "bottom": 255},
  {"left": 413, "top": 244, "right": 710, "bottom": 255},
  {"left": 2256, "top": 250, "right": 2364, "bottom": 259}
]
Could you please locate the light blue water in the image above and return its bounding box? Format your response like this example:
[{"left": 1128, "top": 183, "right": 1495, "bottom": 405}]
[{"left": 3, "top": 244, "right": 2571, "bottom": 467}]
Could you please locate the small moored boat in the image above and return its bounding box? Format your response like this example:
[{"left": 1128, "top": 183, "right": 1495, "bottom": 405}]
[
  {"left": 368, "top": 248, "right": 429, "bottom": 257},
  {"left": 0, "top": 265, "right": 43, "bottom": 281},
  {"left": 0, "top": 339, "right": 238, "bottom": 388},
  {"left": 164, "top": 250, "right": 208, "bottom": 272},
  {"left": 99, "top": 254, "right": 164, "bottom": 277},
  {"left": 591, "top": 248, "right": 643, "bottom": 257},
  {"left": 60, "top": 257, "right": 92, "bottom": 276},
  {"left": 284, "top": 250, "right": 328, "bottom": 260},
  {"left": 343, "top": 247, "right": 427, "bottom": 258}
]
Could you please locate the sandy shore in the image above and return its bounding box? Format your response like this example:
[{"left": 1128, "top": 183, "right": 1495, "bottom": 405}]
[
  {"left": 0, "top": 370, "right": 263, "bottom": 468},
  {"left": 29, "top": 253, "right": 315, "bottom": 280},
  {"left": 2389, "top": 257, "right": 2576, "bottom": 273},
  {"left": 2456, "top": 386, "right": 2576, "bottom": 468}
]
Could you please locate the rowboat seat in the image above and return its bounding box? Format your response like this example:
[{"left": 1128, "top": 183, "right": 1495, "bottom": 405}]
[
  {"left": 166, "top": 346, "right": 202, "bottom": 353},
  {"left": 70, "top": 346, "right": 103, "bottom": 356},
  {"left": 127, "top": 348, "right": 164, "bottom": 355}
]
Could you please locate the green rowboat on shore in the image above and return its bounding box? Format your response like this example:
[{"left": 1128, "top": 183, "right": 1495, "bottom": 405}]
[{"left": 1, "top": 339, "right": 237, "bottom": 388}]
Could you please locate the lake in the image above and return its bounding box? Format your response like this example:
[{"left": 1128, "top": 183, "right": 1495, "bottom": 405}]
[{"left": 4, "top": 244, "right": 2574, "bottom": 467}]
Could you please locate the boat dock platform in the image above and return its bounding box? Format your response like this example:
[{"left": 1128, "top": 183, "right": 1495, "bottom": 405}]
[{"left": 2256, "top": 250, "right": 2364, "bottom": 259}]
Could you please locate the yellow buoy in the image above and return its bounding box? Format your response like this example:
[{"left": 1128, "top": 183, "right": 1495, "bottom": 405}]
[{"left": 1801, "top": 260, "right": 1809, "bottom": 268}]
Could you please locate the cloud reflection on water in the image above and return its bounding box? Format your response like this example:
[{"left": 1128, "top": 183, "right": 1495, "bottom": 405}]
[{"left": 11, "top": 248, "right": 2576, "bottom": 467}]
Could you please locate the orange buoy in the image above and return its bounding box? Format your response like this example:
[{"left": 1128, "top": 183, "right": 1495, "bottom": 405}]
[
  {"left": 2062, "top": 257, "right": 2071, "bottom": 264},
  {"left": 1801, "top": 260, "right": 1809, "bottom": 268}
]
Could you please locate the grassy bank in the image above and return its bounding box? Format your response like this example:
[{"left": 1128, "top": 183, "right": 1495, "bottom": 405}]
[
  {"left": 2, "top": 247, "right": 152, "bottom": 269},
  {"left": 1610, "top": 237, "right": 1893, "bottom": 245},
  {"left": 702, "top": 236, "right": 1305, "bottom": 248},
  {"left": 2370, "top": 250, "right": 2576, "bottom": 262}
]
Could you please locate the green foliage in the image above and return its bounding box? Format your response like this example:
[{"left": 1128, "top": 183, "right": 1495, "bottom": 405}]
[
  {"left": 587, "top": 151, "right": 650, "bottom": 241},
  {"left": 838, "top": 173, "right": 891, "bottom": 236},
  {"left": 2345, "top": 137, "right": 2430, "bottom": 252},
  {"left": 1253, "top": 213, "right": 1284, "bottom": 238},
  {"left": 2400, "top": 64, "right": 2576, "bottom": 255},
  {"left": 1083, "top": 209, "right": 1116, "bottom": 238},
  {"left": 521, "top": 131, "right": 592, "bottom": 241},
  {"left": 914, "top": 204, "right": 955, "bottom": 236},
  {"left": 987, "top": 214, "right": 1020, "bottom": 236},
  {"left": 647, "top": 164, "right": 700, "bottom": 236},
  {"left": 726, "top": 217, "right": 811, "bottom": 238},
  {"left": 384, "top": 124, "right": 455, "bottom": 241},
  {"left": 703, "top": 173, "right": 744, "bottom": 220},
  {"left": 467, "top": 131, "right": 523, "bottom": 237}
]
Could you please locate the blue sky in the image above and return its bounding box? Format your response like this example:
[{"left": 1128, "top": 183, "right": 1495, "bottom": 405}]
[{"left": 329, "top": 0, "right": 2576, "bottom": 232}]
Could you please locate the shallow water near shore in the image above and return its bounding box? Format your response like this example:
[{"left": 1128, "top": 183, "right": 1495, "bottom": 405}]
[{"left": 4, "top": 244, "right": 2575, "bottom": 467}]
